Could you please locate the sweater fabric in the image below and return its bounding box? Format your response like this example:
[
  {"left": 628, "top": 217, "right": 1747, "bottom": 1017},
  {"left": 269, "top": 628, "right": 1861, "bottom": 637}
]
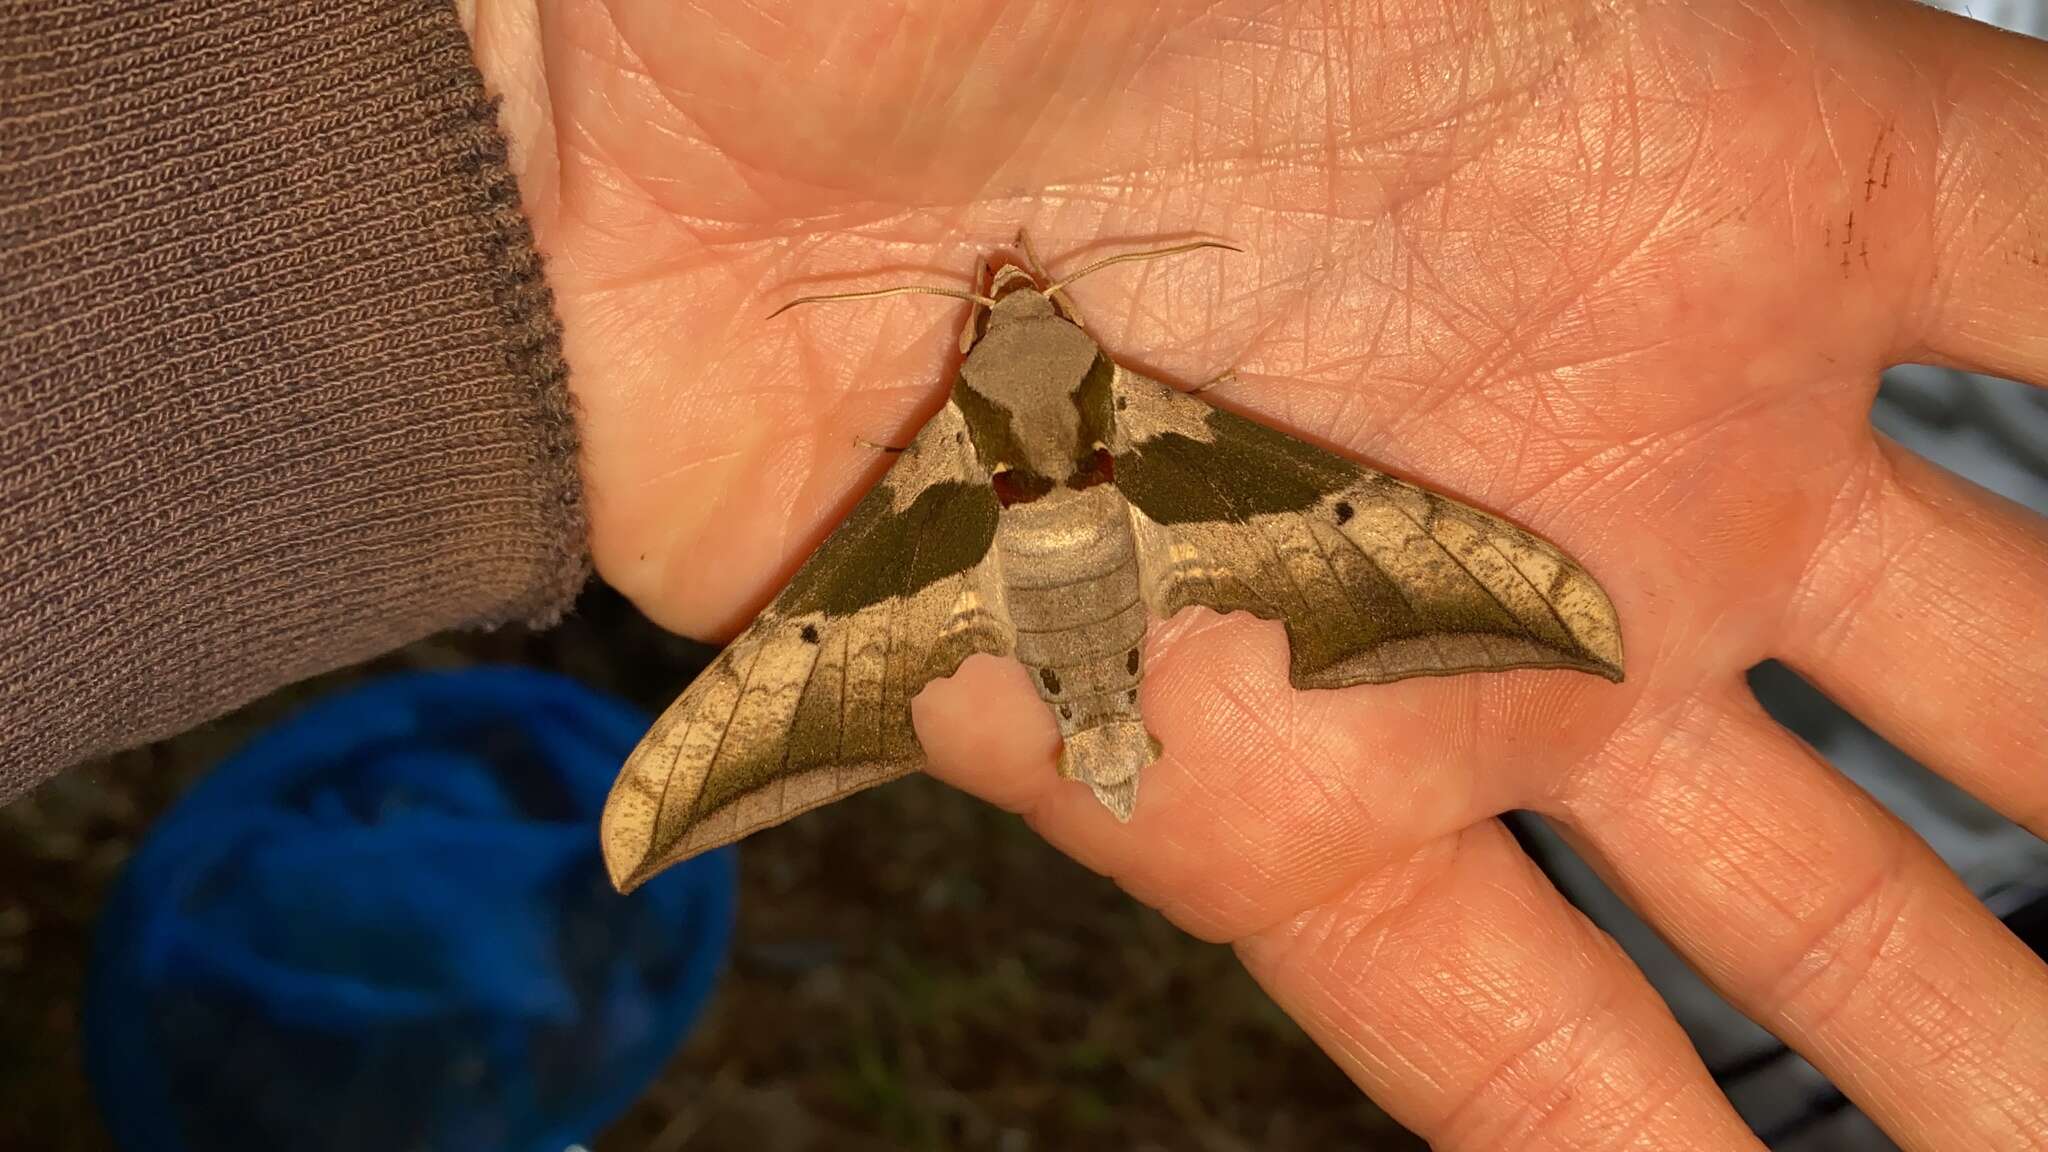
[{"left": 0, "top": 1, "right": 587, "bottom": 797}]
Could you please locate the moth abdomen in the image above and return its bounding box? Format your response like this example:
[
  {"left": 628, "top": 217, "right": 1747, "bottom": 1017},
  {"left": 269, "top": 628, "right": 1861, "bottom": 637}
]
[
  {"left": 1028, "top": 650, "right": 1139, "bottom": 714},
  {"left": 1056, "top": 719, "right": 1158, "bottom": 821},
  {"left": 993, "top": 484, "right": 1160, "bottom": 815}
]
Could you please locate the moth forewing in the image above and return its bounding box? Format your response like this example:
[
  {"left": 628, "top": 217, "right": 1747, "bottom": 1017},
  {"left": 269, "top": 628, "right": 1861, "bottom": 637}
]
[{"left": 599, "top": 400, "right": 1009, "bottom": 892}]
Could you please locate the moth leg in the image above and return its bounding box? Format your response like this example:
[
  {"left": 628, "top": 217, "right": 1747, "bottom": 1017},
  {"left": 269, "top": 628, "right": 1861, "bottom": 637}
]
[
  {"left": 1188, "top": 370, "right": 1241, "bottom": 396},
  {"left": 1014, "top": 227, "right": 1082, "bottom": 319},
  {"left": 960, "top": 259, "right": 991, "bottom": 354},
  {"left": 1013, "top": 226, "right": 1050, "bottom": 278}
]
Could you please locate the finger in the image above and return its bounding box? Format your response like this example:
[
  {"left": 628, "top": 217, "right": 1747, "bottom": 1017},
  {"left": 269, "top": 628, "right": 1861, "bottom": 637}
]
[
  {"left": 916, "top": 613, "right": 1487, "bottom": 942},
  {"left": 921, "top": 640, "right": 1760, "bottom": 1149},
  {"left": 915, "top": 607, "right": 1619, "bottom": 943},
  {"left": 1901, "top": 3, "right": 2048, "bottom": 385},
  {"left": 1559, "top": 689, "right": 2048, "bottom": 1151},
  {"left": 1236, "top": 820, "right": 1764, "bottom": 1150},
  {"left": 1782, "top": 436, "right": 2048, "bottom": 836}
]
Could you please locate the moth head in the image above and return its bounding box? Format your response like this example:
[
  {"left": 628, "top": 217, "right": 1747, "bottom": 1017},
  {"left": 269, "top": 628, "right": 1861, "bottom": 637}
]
[{"left": 966, "top": 237, "right": 1242, "bottom": 348}]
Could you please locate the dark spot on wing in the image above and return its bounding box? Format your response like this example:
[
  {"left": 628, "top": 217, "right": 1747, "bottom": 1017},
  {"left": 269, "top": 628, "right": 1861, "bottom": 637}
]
[
  {"left": 1059, "top": 704, "right": 1073, "bottom": 720},
  {"left": 1334, "top": 501, "right": 1354, "bottom": 525},
  {"left": 1125, "top": 648, "right": 1140, "bottom": 674},
  {"left": 1039, "top": 667, "right": 1062, "bottom": 695},
  {"left": 800, "top": 624, "right": 820, "bottom": 644}
]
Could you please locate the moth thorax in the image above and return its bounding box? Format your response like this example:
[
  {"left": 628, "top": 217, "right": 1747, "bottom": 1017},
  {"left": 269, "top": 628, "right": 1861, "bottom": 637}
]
[
  {"left": 1012, "top": 399, "right": 1089, "bottom": 482},
  {"left": 958, "top": 305, "right": 1102, "bottom": 483}
]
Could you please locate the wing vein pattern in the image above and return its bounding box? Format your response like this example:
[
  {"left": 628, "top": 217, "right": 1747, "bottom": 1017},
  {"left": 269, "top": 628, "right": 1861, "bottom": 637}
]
[
  {"left": 601, "top": 402, "right": 1010, "bottom": 889},
  {"left": 1110, "top": 367, "right": 1622, "bottom": 692}
]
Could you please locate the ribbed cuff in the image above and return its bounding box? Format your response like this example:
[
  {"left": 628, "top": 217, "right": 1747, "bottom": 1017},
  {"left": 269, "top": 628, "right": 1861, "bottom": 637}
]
[{"left": 0, "top": 0, "right": 587, "bottom": 792}]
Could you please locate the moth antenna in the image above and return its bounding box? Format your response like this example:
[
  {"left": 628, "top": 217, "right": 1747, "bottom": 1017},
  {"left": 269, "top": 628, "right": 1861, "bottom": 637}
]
[
  {"left": 768, "top": 284, "right": 999, "bottom": 319},
  {"left": 1043, "top": 239, "right": 1244, "bottom": 297},
  {"left": 853, "top": 435, "right": 908, "bottom": 454}
]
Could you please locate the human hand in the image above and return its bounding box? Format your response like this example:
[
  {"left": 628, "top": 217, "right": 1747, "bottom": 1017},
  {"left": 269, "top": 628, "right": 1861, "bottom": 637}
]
[{"left": 460, "top": 1, "right": 2048, "bottom": 1145}]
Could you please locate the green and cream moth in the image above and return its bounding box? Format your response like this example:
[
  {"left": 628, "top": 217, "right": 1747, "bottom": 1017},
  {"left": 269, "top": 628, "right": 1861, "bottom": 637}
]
[{"left": 602, "top": 240, "right": 1624, "bottom": 892}]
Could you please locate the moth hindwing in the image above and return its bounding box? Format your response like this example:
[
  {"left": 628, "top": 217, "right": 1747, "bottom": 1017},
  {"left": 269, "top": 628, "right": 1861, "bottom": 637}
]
[{"left": 601, "top": 245, "right": 1623, "bottom": 891}]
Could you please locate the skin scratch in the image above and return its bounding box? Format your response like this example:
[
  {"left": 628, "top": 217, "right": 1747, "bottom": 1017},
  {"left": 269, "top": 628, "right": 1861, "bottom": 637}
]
[{"left": 1864, "top": 121, "right": 1891, "bottom": 202}]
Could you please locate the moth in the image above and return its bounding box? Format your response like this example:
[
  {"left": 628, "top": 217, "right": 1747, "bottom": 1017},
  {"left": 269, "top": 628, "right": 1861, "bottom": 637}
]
[{"left": 602, "top": 238, "right": 1623, "bottom": 892}]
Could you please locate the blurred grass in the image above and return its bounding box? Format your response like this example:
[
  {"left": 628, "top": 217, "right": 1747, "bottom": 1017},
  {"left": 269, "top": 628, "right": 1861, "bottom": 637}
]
[{"left": 0, "top": 583, "right": 1419, "bottom": 1152}]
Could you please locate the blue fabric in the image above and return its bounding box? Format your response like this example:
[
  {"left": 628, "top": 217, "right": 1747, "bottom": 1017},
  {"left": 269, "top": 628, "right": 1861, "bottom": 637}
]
[{"left": 86, "top": 667, "right": 736, "bottom": 1152}]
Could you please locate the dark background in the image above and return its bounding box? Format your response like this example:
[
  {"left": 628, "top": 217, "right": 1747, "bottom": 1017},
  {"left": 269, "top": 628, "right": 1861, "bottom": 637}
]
[
  {"left": 9, "top": 4, "right": 2047, "bottom": 1149},
  {"left": 0, "top": 579, "right": 1419, "bottom": 1152},
  {"left": 2, "top": 370, "right": 2041, "bottom": 1152}
]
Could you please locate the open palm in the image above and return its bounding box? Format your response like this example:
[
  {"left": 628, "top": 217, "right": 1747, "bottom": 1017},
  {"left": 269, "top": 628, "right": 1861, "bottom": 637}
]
[{"left": 462, "top": 1, "right": 2048, "bottom": 1146}]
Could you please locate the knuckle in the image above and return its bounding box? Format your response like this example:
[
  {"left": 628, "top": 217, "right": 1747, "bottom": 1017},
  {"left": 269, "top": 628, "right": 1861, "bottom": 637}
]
[
  {"left": 1433, "top": 970, "right": 1666, "bottom": 1151},
  {"left": 1749, "top": 846, "right": 1915, "bottom": 1036}
]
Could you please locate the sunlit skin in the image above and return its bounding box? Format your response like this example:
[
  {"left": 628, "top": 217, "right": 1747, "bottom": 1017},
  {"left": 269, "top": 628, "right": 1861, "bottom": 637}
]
[{"left": 458, "top": 2, "right": 2047, "bottom": 1147}]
